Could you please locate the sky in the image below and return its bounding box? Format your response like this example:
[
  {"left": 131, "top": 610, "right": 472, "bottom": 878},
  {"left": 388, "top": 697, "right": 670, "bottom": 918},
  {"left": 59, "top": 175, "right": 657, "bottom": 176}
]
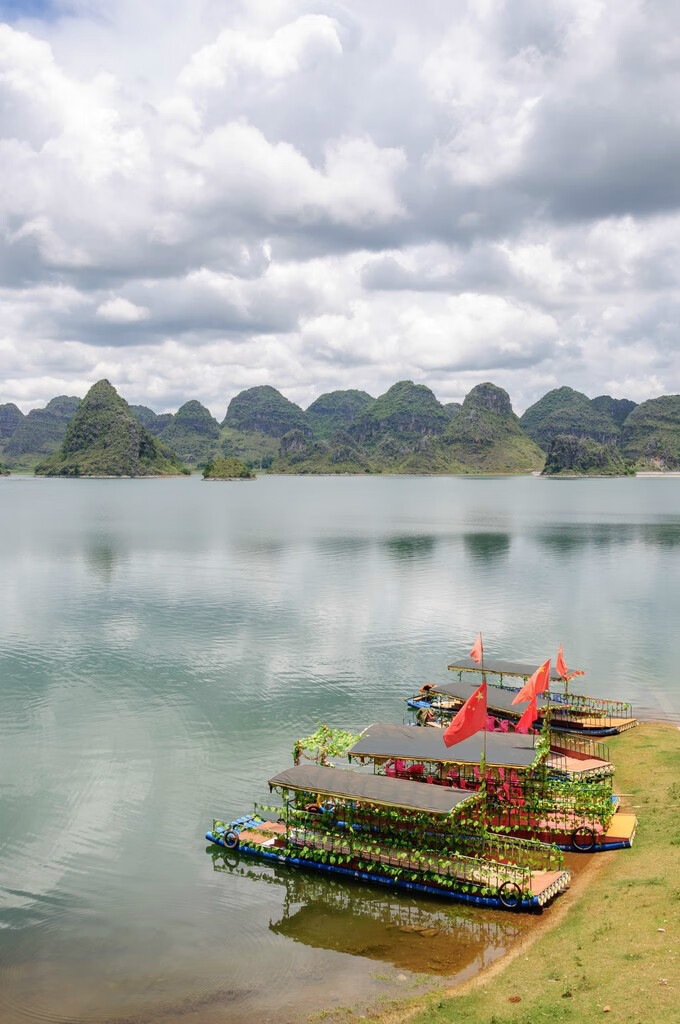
[{"left": 1, "top": 0, "right": 680, "bottom": 418}]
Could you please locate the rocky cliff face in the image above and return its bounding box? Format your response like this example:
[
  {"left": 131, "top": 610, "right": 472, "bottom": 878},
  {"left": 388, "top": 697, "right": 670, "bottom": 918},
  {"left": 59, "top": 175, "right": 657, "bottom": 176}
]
[
  {"left": 35, "top": 380, "right": 186, "bottom": 477},
  {"left": 591, "top": 395, "right": 636, "bottom": 429},
  {"left": 542, "top": 434, "right": 631, "bottom": 476},
  {"left": 620, "top": 396, "right": 680, "bottom": 469}
]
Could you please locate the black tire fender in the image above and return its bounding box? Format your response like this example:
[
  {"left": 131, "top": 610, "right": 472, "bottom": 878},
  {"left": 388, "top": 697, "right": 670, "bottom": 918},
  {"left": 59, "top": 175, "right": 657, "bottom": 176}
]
[
  {"left": 498, "top": 880, "right": 523, "bottom": 909},
  {"left": 571, "top": 826, "right": 596, "bottom": 852},
  {"left": 223, "top": 830, "right": 240, "bottom": 850}
]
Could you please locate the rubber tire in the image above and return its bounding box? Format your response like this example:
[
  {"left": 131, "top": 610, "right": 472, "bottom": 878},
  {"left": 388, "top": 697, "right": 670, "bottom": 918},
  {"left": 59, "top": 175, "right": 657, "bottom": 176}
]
[
  {"left": 498, "top": 881, "right": 522, "bottom": 909},
  {"left": 571, "top": 826, "right": 596, "bottom": 852},
  {"left": 223, "top": 830, "right": 240, "bottom": 850}
]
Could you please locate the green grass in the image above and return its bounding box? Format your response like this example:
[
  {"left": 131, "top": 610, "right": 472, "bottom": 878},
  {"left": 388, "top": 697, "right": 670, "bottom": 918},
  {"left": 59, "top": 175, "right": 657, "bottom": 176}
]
[{"left": 367, "top": 724, "right": 680, "bottom": 1024}]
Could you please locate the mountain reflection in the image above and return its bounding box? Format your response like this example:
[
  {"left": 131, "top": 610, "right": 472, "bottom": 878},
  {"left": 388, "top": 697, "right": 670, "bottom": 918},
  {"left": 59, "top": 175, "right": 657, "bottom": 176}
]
[
  {"left": 537, "top": 522, "right": 680, "bottom": 553},
  {"left": 384, "top": 535, "right": 437, "bottom": 559},
  {"left": 463, "top": 532, "right": 511, "bottom": 561},
  {"left": 210, "top": 851, "right": 521, "bottom": 976}
]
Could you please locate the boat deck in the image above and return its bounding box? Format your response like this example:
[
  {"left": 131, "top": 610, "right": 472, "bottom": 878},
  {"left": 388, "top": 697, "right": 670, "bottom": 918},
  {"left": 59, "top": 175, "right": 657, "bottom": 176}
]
[
  {"left": 208, "top": 818, "right": 571, "bottom": 907},
  {"left": 548, "top": 752, "right": 615, "bottom": 778}
]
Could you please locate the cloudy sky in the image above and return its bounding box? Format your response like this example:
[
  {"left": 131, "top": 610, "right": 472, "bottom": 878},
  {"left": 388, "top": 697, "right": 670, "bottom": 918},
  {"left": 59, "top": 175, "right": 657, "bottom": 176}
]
[{"left": 1, "top": 0, "right": 680, "bottom": 417}]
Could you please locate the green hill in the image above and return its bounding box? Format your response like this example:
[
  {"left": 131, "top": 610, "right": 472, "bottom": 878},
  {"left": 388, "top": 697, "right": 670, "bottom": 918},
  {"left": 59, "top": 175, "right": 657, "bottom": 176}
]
[
  {"left": 439, "top": 383, "right": 544, "bottom": 473},
  {"left": 306, "top": 390, "right": 375, "bottom": 439},
  {"left": 442, "top": 402, "right": 462, "bottom": 421},
  {"left": 222, "top": 385, "right": 310, "bottom": 436},
  {"left": 4, "top": 396, "right": 81, "bottom": 465},
  {"left": 129, "top": 405, "right": 173, "bottom": 436},
  {"left": 520, "top": 386, "right": 619, "bottom": 450},
  {"left": 274, "top": 429, "right": 373, "bottom": 474},
  {"left": 349, "top": 380, "right": 449, "bottom": 448},
  {"left": 35, "top": 380, "right": 187, "bottom": 477},
  {"left": 202, "top": 457, "right": 254, "bottom": 480},
  {"left": 542, "top": 435, "right": 632, "bottom": 476},
  {"left": 158, "top": 400, "right": 220, "bottom": 465},
  {"left": 591, "top": 395, "right": 637, "bottom": 428},
  {"left": 0, "top": 403, "right": 24, "bottom": 441},
  {"left": 621, "top": 395, "right": 680, "bottom": 469}
]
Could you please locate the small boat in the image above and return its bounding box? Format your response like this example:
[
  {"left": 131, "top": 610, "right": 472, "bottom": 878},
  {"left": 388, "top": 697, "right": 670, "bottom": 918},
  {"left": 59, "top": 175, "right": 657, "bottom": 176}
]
[
  {"left": 346, "top": 723, "right": 636, "bottom": 852},
  {"left": 420, "top": 656, "right": 638, "bottom": 736},
  {"left": 206, "top": 763, "right": 571, "bottom": 911}
]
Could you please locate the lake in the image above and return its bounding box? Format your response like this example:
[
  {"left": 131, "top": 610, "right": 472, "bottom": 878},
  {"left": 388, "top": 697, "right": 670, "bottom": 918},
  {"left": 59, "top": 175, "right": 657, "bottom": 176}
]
[{"left": 1, "top": 474, "right": 679, "bottom": 1023}]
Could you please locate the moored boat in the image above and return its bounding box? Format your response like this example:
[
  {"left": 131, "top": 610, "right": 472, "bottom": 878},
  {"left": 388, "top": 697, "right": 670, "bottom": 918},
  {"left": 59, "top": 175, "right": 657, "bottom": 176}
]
[
  {"left": 345, "top": 723, "right": 636, "bottom": 852},
  {"left": 422, "top": 657, "right": 638, "bottom": 736},
  {"left": 206, "top": 763, "right": 571, "bottom": 910}
]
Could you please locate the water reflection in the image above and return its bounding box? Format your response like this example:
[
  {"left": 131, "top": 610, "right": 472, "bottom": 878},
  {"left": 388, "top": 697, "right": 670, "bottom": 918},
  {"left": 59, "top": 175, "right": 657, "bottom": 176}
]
[
  {"left": 210, "top": 850, "right": 522, "bottom": 976},
  {"left": 537, "top": 522, "right": 680, "bottom": 554},
  {"left": 384, "top": 535, "right": 437, "bottom": 559},
  {"left": 463, "top": 532, "right": 511, "bottom": 561}
]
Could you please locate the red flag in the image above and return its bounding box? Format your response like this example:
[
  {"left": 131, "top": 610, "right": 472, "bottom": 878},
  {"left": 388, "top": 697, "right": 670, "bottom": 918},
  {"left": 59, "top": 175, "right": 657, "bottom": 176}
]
[
  {"left": 469, "top": 633, "right": 483, "bottom": 665},
  {"left": 516, "top": 694, "right": 538, "bottom": 733},
  {"left": 511, "top": 659, "right": 551, "bottom": 705},
  {"left": 443, "top": 680, "right": 487, "bottom": 747},
  {"left": 556, "top": 644, "right": 584, "bottom": 682}
]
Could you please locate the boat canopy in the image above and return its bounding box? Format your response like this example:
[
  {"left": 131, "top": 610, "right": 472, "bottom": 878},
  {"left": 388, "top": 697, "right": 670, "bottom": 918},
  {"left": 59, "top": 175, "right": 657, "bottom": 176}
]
[
  {"left": 447, "top": 656, "right": 579, "bottom": 681},
  {"left": 347, "top": 722, "right": 538, "bottom": 769},
  {"left": 268, "top": 763, "right": 475, "bottom": 815},
  {"left": 434, "top": 678, "right": 549, "bottom": 714}
]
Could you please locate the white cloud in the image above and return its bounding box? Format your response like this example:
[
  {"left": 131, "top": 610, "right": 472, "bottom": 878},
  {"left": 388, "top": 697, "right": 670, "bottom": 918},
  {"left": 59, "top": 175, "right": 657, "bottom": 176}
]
[
  {"left": 2, "top": 2, "right": 680, "bottom": 417},
  {"left": 96, "top": 297, "right": 149, "bottom": 322}
]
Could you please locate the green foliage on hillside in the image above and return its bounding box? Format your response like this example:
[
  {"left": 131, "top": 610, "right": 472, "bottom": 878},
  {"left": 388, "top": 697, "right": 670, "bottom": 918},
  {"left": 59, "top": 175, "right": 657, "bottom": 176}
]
[
  {"left": 440, "top": 383, "right": 545, "bottom": 473},
  {"left": 621, "top": 395, "right": 680, "bottom": 469},
  {"left": 159, "top": 400, "right": 220, "bottom": 465},
  {"left": 219, "top": 426, "right": 279, "bottom": 468},
  {"left": 520, "top": 386, "right": 619, "bottom": 450},
  {"left": 129, "top": 405, "right": 174, "bottom": 436},
  {"left": 275, "top": 429, "right": 373, "bottom": 474},
  {"left": 0, "top": 402, "right": 24, "bottom": 440},
  {"left": 35, "top": 380, "right": 188, "bottom": 477},
  {"left": 306, "top": 389, "right": 375, "bottom": 439},
  {"left": 202, "top": 457, "right": 255, "bottom": 479},
  {"left": 4, "top": 396, "right": 80, "bottom": 463},
  {"left": 349, "top": 380, "right": 449, "bottom": 446},
  {"left": 442, "top": 401, "right": 462, "bottom": 421},
  {"left": 591, "top": 394, "right": 636, "bottom": 428},
  {"left": 0, "top": 459, "right": 9, "bottom": 476},
  {"left": 223, "top": 385, "right": 311, "bottom": 437},
  {"left": 542, "top": 434, "right": 633, "bottom": 476}
]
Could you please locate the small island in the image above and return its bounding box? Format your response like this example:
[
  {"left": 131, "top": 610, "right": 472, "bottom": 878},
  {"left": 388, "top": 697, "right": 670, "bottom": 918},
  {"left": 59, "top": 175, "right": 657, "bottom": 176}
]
[{"left": 202, "top": 457, "right": 255, "bottom": 480}]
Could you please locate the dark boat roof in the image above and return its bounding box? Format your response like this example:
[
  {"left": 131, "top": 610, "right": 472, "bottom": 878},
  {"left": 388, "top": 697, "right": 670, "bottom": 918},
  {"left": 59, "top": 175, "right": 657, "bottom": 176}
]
[
  {"left": 268, "top": 763, "right": 474, "bottom": 814},
  {"left": 434, "top": 677, "right": 549, "bottom": 715},
  {"left": 447, "top": 655, "right": 579, "bottom": 682},
  {"left": 347, "top": 722, "right": 538, "bottom": 769}
]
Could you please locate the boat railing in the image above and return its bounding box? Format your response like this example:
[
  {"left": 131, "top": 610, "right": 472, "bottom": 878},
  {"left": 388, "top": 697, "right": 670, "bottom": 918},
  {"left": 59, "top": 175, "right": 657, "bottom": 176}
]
[
  {"left": 550, "top": 731, "right": 611, "bottom": 763},
  {"left": 287, "top": 825, "right": 534, "bottom": 892}
]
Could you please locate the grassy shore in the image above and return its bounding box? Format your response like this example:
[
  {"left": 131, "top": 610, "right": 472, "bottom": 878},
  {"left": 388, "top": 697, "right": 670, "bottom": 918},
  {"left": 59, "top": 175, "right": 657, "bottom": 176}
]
[{"left": 368, "top": 723, "right": 680, "bottom": 1024}]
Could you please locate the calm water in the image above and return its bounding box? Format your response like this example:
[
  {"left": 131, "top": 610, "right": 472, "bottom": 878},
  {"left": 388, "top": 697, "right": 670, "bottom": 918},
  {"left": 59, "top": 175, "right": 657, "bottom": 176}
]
[{"left": 1, "top": 474, "right": 679, "bottom": 1023}]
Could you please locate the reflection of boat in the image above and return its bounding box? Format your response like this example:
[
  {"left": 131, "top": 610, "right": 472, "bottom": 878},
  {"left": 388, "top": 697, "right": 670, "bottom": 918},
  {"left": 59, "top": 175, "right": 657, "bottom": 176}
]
[
  {"left": 425, "top": 657, "right": 638, "bottom": 736},
  {"left": 209, "top": 850, "right": 522, "bottom": 976},
  {"left": 347, "top": 724, "right": 637, "bottom": 852},
  {"left": 206, "top": 764, "right": 571, "bottom": 911}
]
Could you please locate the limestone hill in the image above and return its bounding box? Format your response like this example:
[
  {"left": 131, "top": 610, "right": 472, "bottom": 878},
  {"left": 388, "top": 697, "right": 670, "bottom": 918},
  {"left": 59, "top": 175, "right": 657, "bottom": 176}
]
[
  {"left": 35, "top": 380, "right": 187, "bottom": 477},
  {"left": 130, "top": 405, "right": 173, "bottom": 436},
  {"left": 0, "top": 403, "right": 24, "bottom": 440},
  {"left": 159, "top": 400, "right": 220, "bottom": 465},
  {"left": 520, "top": 386, "right": 619, "bottom": 450},
  {"left": 591, "top": 395, "right": 636, "bottom": 428},
  {"left": 4, "top": 396, "right": 81, "bottom": 465},
  {"left": 439, "top": 383, "right": 544, "bottom": 473},
  {"left": 275, "top": 429, "right": 373, "bottom": 474},
  {"left": 202, "top": 457, "right": 254, "bottom": 480},
  {"left": 349, "top": 381, "right": 449, "bottom": 448},
  {"left": 542, "top": 435, "right": 632, "bottom": 476},
  {"left": 621, "top": 395, "right": 680, "bottom": 469},
  {"left": 306, "top": 390, "right": 375, "bottom": 439}
]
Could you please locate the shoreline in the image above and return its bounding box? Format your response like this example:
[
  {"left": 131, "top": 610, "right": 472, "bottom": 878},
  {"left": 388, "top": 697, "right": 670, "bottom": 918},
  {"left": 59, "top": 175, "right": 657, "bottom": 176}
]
[{"left": 358, "top": 722, "right": 679, "bottom": 1024}]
